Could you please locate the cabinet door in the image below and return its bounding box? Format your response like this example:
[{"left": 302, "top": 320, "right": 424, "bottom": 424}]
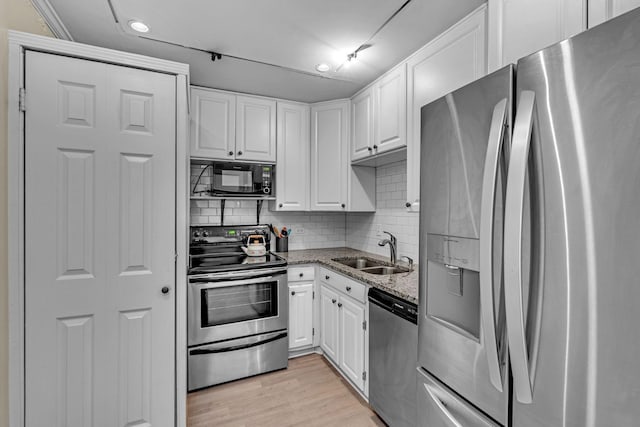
[
  {"left": 289, "top": 282, "right": 314, "bottom": 350},
  {"left": 351, "top": 88, "right": 374, "bottom": 161},
  {"left": 320, "top": 284, "right": 340, "bottom": 362},
  {"left": 374, "top": 64, "right": 407, "bottom": 153},
  {"left": 190, "top": 87, "right": 236, "bottom": 160},
  {"left": 588, "top": 0, "right": 640, "bottom": 27},
  {"left": 236, "top": 95, "right": 277, "bottom": 162},
  {"left": 488, "top": 0, "right": 585, "bottom": 72},
  {"left": 310, "top": 101, "right": 349, "bottom": 211},
  {"left": 339, "top": 296, "right": 365, "bottom": 391},
  {"left": 275, "top": 102, "right": 310, "bottom": 211},
  {"left": 406, "top": 6, "right": 487, "bottom": 212}
]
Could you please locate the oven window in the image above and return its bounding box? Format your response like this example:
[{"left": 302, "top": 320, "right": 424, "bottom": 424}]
[{"left": 201, "top": 281, "right": 278, "bottom": 327}]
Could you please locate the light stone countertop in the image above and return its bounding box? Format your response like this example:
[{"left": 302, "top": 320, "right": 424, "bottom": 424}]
[{"left": 274, "top": 247, "right": 418, "bottom": 304}]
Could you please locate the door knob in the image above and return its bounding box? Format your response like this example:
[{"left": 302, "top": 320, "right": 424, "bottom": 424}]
[{"left": 161, "top": 286, "right": 170, "bottom": 294}]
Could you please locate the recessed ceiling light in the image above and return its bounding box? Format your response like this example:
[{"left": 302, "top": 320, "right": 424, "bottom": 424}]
[
  {"left": 129, "top": 20, "right": 150, "bottom": 33},
  {"left": 315, "top": 63, "right": 331, "bottom": 72}
]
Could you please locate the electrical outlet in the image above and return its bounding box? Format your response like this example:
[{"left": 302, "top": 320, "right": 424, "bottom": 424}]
[{"left": 294, "top": 227, "right": 305, "bottom": 235}]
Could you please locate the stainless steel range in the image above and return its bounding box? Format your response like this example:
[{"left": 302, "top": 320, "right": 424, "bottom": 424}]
[{"left": 187, "top": 224, "right": 288, "bottom": 391}]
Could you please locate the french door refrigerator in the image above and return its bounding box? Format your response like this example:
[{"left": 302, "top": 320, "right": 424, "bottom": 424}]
[{"left": 418, "top": 7, "right": 640, "bottom": 427}]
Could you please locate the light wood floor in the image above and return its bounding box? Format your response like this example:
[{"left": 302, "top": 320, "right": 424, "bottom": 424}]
[{"left": 187, "top": 353, "right": 386, "bottom": 427}]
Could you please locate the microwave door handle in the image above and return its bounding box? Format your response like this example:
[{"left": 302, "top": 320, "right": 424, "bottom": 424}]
[
  {"left": 479, "top": 98, "right": 508, "bottom": 392},
  {"left": 504, "top": 90, "right": 536, "bottom": 404}
]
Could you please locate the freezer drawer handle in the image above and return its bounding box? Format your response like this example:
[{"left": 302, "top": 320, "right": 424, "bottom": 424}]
[
  {"left": 479, "top": 97, "right": 508, "bottom": 392},
  {"left": 504, "top": 90, "right": 536, "bottom": 404},
  {"left": 424, "top": 383, "right": 463, "bottom": 427},
  {"left": 189, "top": 332, "right": 288, "bottom": 355}
]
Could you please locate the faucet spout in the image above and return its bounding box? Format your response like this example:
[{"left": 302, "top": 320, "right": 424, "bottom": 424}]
[{"left": 378, "top": 231, "right": 397, "bottom": 264}]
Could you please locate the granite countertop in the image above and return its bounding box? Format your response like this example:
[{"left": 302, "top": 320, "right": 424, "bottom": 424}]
[{"left": 275, "top": 247, "right": 419, "bottom": 304}]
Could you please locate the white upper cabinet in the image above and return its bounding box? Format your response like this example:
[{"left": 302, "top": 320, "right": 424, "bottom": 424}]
[
  {"left": 310, "top": 100, "right": 349, "bottom": 211},
  {"left": 311, "top": 100, "right": 376, "bottom": 212},
  {"left": 406, "top": 5, "right": 487, "bottom": 212},
  {"left": 190, "top": 87, "right": 236, "bottom": 160},
  {"left": 374, "top": 63, "right": 407, "bottom": 154},
  {"left": 235, "top": 95, "right": 276, "bottom": 162},
  {"left": 588, "top": 0, "right": 640, "bottom": 27},
  {"left": 350, "top": 64, "right": 407, "bottom": 164},
  {"left": 487, "top": 0, "right": 585, "bottom": 72},
  {"left": 351, "top": 88, "right": 374, "bottom": 162},
  {"left": 190, "top": 87, "right": 276, "bottom": 162},
  {"left": 274, "top": 101, "right": 310, "bottom": 211}
]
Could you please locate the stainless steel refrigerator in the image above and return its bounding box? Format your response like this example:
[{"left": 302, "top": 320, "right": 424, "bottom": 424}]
[{"left": 418, "top": 7, "right": 640, "bottom": 426}]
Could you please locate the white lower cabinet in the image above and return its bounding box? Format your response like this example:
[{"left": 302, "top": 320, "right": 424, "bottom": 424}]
[
  {"left": 288, "top": 266, "right": 316, "bottom": 352},
  {"left": 289, "top": 282, "right": 314, "bottom": 349},
  {"left": 319, "top": 269, "right": 368, "bottom": 395}
]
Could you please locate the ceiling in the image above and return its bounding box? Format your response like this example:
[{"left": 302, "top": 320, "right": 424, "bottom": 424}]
[{"left": 45, "top": 0, "right": 485, "bottom": 103}]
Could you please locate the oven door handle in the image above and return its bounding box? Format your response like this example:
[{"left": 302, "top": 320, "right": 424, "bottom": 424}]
[
  {"left": 189, "top": 331, "right": 288, "bottom": 355},
  {"left": 189, "top": 267, "right": 287, "bottom": 282},
  {"left": 189, "top": 275, "right": 282, "bottom": 289}
]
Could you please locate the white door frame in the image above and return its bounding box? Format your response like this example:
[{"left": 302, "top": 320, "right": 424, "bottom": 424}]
[{"left": 7, "top": 31, "right": 190, "bottom": 427}]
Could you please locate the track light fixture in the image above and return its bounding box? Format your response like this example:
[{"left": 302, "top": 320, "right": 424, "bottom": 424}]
[{"left": 211, "top": 52, "right": 222, "bottom": 62}]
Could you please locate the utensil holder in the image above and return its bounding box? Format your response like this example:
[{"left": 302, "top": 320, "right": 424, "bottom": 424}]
[{"left": 275, "top": 236, "right": 288, "bottom": 252}]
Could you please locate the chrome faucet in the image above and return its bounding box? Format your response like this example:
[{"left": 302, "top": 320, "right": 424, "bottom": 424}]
[{"left": 378, "top": 231, "right": 397, "bottom": 265}]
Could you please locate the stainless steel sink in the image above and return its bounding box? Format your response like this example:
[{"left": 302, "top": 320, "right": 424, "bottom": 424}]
[
  {"left": 359, "top": 266, "right": 410, "bottom": 275},
  {"left": 332, "top": 257, "right": 386, "bottom": 269},
  {"left": 331, "top": 257, "right": 410, "bottom": 275}
]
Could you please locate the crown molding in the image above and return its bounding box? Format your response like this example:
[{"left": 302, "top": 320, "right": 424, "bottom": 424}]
[{"left": 30, "top": 0, "right": 73, "bottom": 40}]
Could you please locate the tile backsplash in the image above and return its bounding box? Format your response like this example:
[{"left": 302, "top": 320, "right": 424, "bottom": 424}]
[
  {"left": 189, "top": 161, "right": 418, "bottom": 258},
  {"left": 346, "top": 160, "right": 419, "bottom": 261}
]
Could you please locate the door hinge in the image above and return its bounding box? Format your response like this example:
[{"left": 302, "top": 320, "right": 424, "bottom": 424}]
[
  {"left": 313, "top": 291, "right": 315, "bottom": 299},
  {"left": 362, "top": 320, "right": 367, "bottom": 331},
  {"left": 18, "top": 88, "right": 26, "bottom": 112},
  {"left": 362, "top": 371, "right": 367, "bottom": 381},
  {"left": 312, "top": 327, "right": 315, "bottom": 336}
]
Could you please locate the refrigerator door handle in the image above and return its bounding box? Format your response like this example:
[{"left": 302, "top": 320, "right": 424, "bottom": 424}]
[
  {"left": 504, "top": 90, "right": 536, "bottom": 404},
  {"left": 424, "top": 383, "right": 464, "bottom": 427},
  {"left": 479, "top": 98, "right": 508, "bottom": 393}
]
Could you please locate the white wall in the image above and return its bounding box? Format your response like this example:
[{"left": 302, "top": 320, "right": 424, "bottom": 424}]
[{"left": 346, "top": 160, "right": 419, "bottom": 261}]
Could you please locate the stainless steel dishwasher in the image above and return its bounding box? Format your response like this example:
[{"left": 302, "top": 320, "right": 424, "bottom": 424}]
[{"left": 368, "top": 287, "right": 418, "bottom": 427}]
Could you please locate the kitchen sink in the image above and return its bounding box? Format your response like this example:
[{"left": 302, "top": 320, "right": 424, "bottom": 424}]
[
  {"left": 331, "top": 257, "right": 410, "bottom": 275},
  {"left": 332, "top": 257, "right": 387, "bottom": 269},
  {"left": 359, "top": 266, "right": 410, "bottom": 275}
]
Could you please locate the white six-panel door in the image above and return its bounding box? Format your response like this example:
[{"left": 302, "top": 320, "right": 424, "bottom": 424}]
[{"left": 24, "top": 51, "right": 176, "bottom": 427}]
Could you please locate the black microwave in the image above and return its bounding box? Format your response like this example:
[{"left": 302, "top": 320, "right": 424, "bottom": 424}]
[{"left": 210, "top": 162, "right": 275, "bottom": 197}]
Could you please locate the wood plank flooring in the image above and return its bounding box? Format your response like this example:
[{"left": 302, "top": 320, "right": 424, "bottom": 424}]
[{"left": 187, "top": 353, "right": 385, "bottom": 427}]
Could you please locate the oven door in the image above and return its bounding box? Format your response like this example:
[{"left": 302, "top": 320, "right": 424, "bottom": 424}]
[{"left": 188, "top": 268, "right": 288, "bottom": 346}]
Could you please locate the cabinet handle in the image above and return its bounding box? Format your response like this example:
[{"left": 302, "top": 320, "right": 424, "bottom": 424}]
[
  {"left": 367, "top": 147, "right": 373, "bottom": 152},
  {"left": 325, "top": 275, "right": 330, "bottom": 280},
  {"left": 299, "top": 273, "right": 304, "bottom": 277},
  {"left": 161, "top": 286, "right": 170, "bottom": 294},
  {"left": 373, "top": 145, "right": 378, "bottom": 150},
  {"left": 341, "top": 203, "right": 346, "bottom": 208},
  {"left": 237, "top": 151, "right": 243, "bottom": 155},
  {"left": 279, "top": 203, "right": 283, "bottom": 208},
  {"left": 405, "top": 202, "right": 412, "bottom": 208},
  {"left": 346, "top": 286, "right": 351, "bottom": 292},
  {"left": 291, "top": 291, "right": 296, "bottom": 296},
  {"left": 228, "top": 151, "right": 234, "bottom": 156},
  {"left": 332, "top": 298, "right": 337, "bottom": 304},
  {"left": 338, "top": 302, "right": 343, "bottom": 308}
]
